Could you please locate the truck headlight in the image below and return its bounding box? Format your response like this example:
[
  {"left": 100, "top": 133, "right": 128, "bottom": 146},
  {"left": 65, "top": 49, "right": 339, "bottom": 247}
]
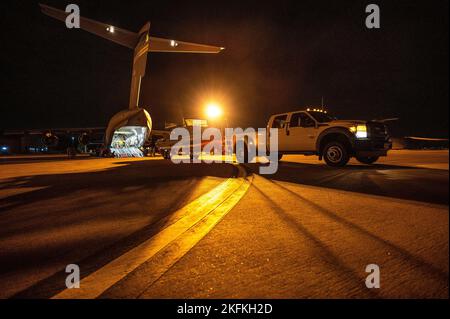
[{"left": 349, "top": 125, "right": 368, "bottom": 139}]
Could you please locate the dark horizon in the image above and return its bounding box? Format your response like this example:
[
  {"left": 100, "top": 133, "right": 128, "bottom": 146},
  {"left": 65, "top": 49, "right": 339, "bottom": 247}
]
[{"left": 1, "top": 0, "right": 448, "bottom": 137}]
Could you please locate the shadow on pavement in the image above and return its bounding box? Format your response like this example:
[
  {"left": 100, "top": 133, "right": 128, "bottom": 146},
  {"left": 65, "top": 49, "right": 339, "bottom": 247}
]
[
  {"left": 0, "top": 159, "right": 236, "bottom": 298},
  {"left": 245, "top": 161, "right": 449, "bottom": 205},
  {"left": 252, "top": 183, "right": 381, "bottom": 298},
  {"left": 0, "top": 155, "right": 94, "bottom": 165},
  {"left": 258, "top": 180, "right": 448, "bottom": 284}
]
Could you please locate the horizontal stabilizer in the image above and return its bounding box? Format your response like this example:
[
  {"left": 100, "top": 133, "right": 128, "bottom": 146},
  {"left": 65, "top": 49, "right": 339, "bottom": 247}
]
[
  {"left": 148, "top": 37, "right": 225, "bottom": 53},
  {"left": 39, "top": 3, "right": 138, "bottom": 49}
]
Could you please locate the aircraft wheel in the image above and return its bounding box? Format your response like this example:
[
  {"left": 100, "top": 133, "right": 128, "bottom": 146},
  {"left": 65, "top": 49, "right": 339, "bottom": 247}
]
[{"left": 163, "top": 150, "right": 171, "bottom": 160}]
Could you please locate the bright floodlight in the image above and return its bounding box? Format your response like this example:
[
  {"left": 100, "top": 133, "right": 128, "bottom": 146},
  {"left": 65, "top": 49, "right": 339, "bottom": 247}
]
[{"left": 205, "top": 103, "right": 223, "bottom": 119}]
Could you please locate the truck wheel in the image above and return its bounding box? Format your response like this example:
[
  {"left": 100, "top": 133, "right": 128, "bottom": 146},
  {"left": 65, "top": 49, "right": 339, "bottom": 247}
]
[
  {"left": 356, "top": 156, "right": 379, "bottom": 165},
  {"left": 323, "top": 142, "right": 350, "bottom": 167}
]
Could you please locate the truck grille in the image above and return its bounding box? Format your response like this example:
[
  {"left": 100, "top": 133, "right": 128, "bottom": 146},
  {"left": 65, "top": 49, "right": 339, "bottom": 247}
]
[{"left": 367, "top": 122, "right": 389, "bottom": 147}]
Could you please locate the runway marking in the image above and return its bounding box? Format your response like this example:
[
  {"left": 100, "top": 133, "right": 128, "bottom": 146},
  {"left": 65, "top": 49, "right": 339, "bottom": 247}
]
[
  {"left": 131, "top": 170, "right": 253, "bottom": 298},
  {"left": 52, "top": 165, "right": 251, "bottom": 299}
]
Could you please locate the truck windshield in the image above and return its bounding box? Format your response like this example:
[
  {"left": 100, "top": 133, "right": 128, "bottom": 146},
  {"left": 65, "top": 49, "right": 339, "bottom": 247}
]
[{"left": 308, "top": 111, "right": 334, "bottom": 123}]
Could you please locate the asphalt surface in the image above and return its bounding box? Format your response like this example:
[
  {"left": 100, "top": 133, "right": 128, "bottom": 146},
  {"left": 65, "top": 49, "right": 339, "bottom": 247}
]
[
  {"left": 0, "top": 150, "right": 448, "bottom": 298},
  {"left": 0, "top": 158, "right": 235, "bottom": 298}
]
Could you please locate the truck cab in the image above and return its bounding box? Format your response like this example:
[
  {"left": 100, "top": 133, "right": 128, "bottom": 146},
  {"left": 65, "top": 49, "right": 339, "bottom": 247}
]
[{"left": 267, "top": 108, "right": 392, "bottom": 167}]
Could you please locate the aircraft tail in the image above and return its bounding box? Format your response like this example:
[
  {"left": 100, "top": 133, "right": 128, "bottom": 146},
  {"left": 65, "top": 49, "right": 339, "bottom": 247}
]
[
  {"left": 129, "top": 26, "right": 225, "bottom": 109},
  {"left": 40, "top": 4, "right": 225, "bottom": 110},
  {"left": 129, "top": 23, "right": 151, "bottom": 109}
]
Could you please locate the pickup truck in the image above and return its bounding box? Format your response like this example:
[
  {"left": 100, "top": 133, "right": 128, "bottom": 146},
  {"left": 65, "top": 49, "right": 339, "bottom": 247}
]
[{"left": 267, "top": 109, "right": 392, "bottom": 167}]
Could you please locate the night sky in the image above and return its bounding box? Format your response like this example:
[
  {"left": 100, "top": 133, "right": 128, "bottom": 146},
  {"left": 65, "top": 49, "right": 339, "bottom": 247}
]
[{"left": 1, "top": 0, "right": 448, "bottom": 137}]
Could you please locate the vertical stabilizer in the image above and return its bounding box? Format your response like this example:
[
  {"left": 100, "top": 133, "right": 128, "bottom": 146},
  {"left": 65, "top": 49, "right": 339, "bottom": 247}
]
[{"left": 129, "top": 22, "right": 151, "bottom": 109}]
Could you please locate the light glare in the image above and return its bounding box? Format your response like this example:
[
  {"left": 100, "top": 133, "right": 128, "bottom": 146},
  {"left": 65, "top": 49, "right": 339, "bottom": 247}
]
[{"left": 205, "top": 103, "right": 223, "bottom": 119}]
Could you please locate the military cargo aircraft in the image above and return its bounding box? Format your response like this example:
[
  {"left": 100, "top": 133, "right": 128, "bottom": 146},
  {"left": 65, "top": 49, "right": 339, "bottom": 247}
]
[{"left": 39, "top": 3, "right": 224, "bottom": 157}]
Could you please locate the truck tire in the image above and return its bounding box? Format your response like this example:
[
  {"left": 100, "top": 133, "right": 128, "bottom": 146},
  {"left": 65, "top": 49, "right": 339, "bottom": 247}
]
[
  {"left": 356, "top": 156, "right": 379, "bottom": 165},
  {"left": 323, "top": 142, "right": 350, "bottom": 167}
]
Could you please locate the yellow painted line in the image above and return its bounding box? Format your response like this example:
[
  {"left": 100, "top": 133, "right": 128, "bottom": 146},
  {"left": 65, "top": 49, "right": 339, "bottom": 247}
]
[
  {"left": 52, "top": 165, "right": 251, "bottom": 299},
  {"left": 134, "top": 169, "right": 253, "bottom": 298}
]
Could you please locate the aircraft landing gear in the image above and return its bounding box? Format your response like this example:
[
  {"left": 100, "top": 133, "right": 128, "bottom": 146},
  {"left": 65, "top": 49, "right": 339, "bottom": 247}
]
[{"left": 162, "top": 150, "right": 171, "bottom": 160}]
